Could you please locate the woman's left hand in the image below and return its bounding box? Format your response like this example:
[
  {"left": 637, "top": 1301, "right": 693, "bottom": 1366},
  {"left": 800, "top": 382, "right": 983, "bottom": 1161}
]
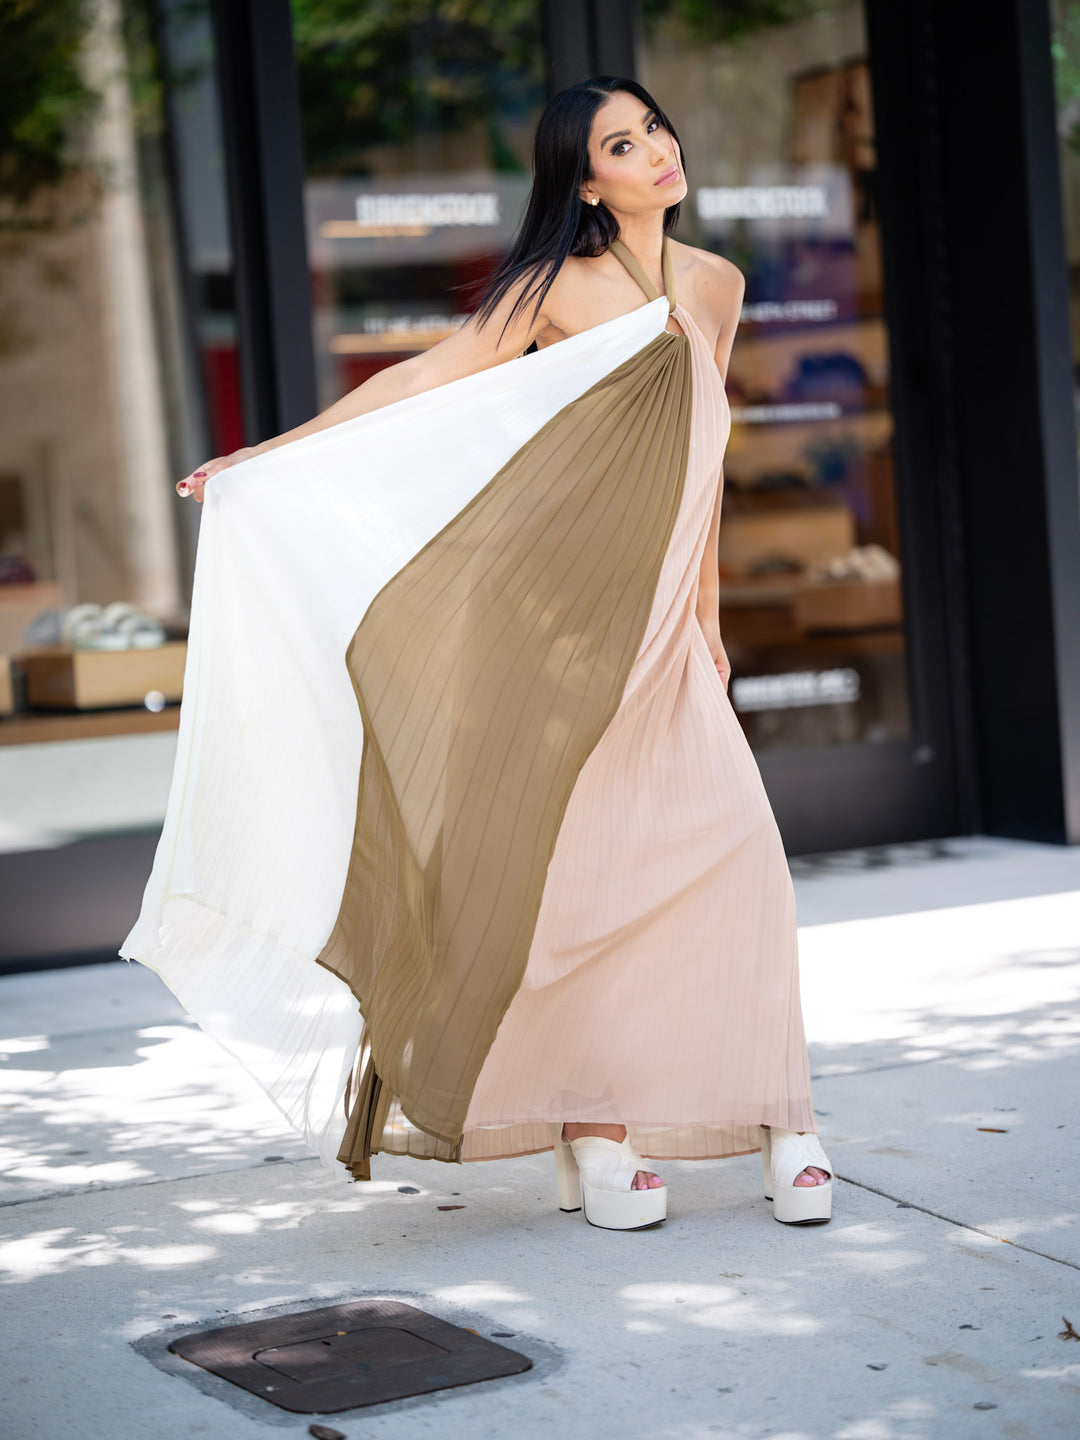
[{"left": 698, "top": 615, "right": 731, "bottom": 692}]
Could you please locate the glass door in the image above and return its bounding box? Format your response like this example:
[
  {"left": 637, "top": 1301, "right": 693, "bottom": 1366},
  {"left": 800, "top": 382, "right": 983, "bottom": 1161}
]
[{"left": 640, "top": 0, "right": 955, "bottom": 849}]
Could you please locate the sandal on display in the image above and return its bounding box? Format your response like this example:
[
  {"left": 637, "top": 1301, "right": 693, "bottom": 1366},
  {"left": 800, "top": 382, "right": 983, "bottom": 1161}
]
[
  {"left": 61, "top": 603, "right": 128, "bottom": 652},
  {"left": 551, "top": 1124, "right": 667, "bottom": 1231},
  {"left": 760, "top": 1125, "right": 833, "bottom": 1225},
  {"left": 100, "top": 602, "right": 166, "bottom": 649},
  {"left": 59, "top": 602, "right": 166, "bottom": 652}
]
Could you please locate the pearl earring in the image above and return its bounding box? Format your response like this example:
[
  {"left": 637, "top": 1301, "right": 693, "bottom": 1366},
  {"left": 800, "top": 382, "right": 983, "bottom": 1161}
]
[{"left": 590, "top": 197, "right": 599, "bottom": 206}]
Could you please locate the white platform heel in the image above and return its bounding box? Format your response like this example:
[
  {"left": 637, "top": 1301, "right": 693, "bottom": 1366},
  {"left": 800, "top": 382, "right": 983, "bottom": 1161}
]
[
  {"left": 760, "top": 1125, "right": 833, "bottom": 1224},
  {"left": 551, "top": 1124, "right": 667, "bottom": 1230}
]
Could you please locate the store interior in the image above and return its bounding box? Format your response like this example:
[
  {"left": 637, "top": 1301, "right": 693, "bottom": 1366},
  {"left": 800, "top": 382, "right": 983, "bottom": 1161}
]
[{"left": 0, "top": 0, "right": 960, "bottom": 845}]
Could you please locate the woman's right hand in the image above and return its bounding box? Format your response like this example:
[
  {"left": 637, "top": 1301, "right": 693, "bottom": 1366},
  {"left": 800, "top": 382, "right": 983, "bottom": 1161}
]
[{"left": 176, "top": 446, "right": 260, "bottom": 504}]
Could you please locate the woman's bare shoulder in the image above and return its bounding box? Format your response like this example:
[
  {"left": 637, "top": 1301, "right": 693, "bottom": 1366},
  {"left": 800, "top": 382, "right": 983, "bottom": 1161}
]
[
  {"left": 542, "top": 251, "right": 622, "bottom": 308},
  {"left": 533, "top": 251, "right": 639, "bottom": 344},
  {"left": 668, "top": 241, "right": 745, "bottom": 356},
  {"left": 671, "top": 240, "right": 744, "bottom": 307}
]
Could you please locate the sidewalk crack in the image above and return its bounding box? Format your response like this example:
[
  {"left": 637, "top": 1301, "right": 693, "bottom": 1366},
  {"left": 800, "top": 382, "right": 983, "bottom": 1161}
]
[{"left": 838, "top": 1173, "right": 1080, "bottom": 1271}]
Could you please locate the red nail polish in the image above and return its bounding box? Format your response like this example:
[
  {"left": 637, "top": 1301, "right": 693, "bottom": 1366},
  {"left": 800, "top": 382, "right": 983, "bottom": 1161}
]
[{"left": 193, "top": 470, "right": 207, "bottom": 477}]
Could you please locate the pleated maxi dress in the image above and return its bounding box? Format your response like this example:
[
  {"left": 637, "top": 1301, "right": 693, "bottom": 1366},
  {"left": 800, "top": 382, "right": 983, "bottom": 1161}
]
[{"left": 120, "top": 235, "right": 819, "bottom": 1184}]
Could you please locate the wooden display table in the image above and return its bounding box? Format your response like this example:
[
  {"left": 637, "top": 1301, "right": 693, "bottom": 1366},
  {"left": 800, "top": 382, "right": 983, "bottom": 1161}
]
[
  {"left": 0, "top": 705, "right": 181, "bottom": 746},
  {"left": 19, "top": 641, "right": 187, "bottom": 711}
]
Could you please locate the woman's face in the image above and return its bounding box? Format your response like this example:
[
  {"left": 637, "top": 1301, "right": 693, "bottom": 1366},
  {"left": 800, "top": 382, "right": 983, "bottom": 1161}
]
[{"left": 581, "top": 92, "right": 687, "bottom": 217}]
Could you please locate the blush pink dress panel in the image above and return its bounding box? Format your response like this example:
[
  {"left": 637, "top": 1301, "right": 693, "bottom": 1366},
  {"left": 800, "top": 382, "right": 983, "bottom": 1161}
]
[{"left": 460, "top": 300, "right": 818, "bottom": 1163}]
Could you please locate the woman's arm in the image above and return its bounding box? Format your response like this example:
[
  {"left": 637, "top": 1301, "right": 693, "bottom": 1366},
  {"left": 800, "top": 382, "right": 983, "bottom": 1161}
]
[
  {"left": 711, "top": 260, "right": 744, "bottom": 385},
  {"left": 693, "top": 253, "right": 745, "bottom": 691},
  {"left": 178, "top": 278, "right": 551, "bottom": 502},
  {"left": 696, "top": 466, "right": 724, "bottom": 629}
]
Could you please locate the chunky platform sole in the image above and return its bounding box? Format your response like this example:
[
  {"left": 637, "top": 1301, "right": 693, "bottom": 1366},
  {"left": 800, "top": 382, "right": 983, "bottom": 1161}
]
[
  {"left": 760, "top": 1124, "right": 833, "bottom": 1225},
  {"left": 552, "top": 1124, "right": 667, "bottom": 1230}
]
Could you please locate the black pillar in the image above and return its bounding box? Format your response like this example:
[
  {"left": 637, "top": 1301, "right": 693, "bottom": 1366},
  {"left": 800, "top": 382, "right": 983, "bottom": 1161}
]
[
  {"left": 932, "top": 0, "right": 1080, "bottom": 843},
  {"left": 210, "top": 0, "right": 317, "bottom": 442},
  {"left": 542, "top": 0, "right": 636, "bottom": 94},
  {"left": 868, "top": 0, "right": 1080, "bottom": 845}
]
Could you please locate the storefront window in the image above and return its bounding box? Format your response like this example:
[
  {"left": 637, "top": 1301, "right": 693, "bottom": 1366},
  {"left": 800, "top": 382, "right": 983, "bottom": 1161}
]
[
  {"left": 0, "top": 0, "right": 236, "bottom": 847},
  {"left": 1051, "top": 0, "right": 1080, "bottom": 448},
  {"left": 641, "top": 0, "right": 910, "bottom": 752},
  {"left": 291, "top": 0, "right": 546, "bottom": 409}
]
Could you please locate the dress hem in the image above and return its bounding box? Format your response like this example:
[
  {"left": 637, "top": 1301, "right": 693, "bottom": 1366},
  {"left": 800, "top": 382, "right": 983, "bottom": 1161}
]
[{"left": 460, "top": 1143, "right": 769, "bottom": 1164}]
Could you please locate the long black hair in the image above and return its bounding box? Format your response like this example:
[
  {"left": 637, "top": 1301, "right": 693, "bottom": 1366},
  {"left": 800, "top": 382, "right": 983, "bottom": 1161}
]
[{"left": 472, "top": 76, "right": 685, "bottom": 338}]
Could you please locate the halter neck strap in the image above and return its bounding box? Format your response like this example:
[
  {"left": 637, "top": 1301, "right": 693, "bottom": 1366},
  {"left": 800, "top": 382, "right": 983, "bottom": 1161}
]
[{"left": 608, "top": 236, "right": 676, "bottom": 314}]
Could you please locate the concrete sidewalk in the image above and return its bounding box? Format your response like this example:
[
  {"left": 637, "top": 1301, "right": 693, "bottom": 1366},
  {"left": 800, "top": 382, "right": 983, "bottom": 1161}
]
[{"left": 1, "top": 834, "right": 1078, "bottom": 1439}]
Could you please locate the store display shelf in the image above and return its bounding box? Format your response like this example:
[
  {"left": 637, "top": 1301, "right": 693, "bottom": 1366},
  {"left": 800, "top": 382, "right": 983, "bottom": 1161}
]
[
  {"left": 718, "top": 577, "right": 802, "bottom": 605},
  {"left": 0, "top": 706, "right": 180, "bottom": 747}
]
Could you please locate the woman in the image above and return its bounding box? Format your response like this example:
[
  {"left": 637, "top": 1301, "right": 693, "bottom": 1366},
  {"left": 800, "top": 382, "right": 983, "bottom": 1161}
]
[{"left": 124, "top": 76, "right": 833, "bottom": 1232}]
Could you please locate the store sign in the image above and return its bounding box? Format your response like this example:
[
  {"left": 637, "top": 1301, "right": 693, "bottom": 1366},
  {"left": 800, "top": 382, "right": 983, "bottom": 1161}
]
[
  {"left": 697, "top": 185, "right": 828, "bottom": 220},
  {"left": 329, "top": 312, "right": 470, "bottom": 355},
  {"left": 695, "top": 167, "right": 853, "bottom": 240},
  {"left": 731, "top": 667, "right": 860, "bottom": 712},
  {"left": 729, "top": 401, "right": 843, "bottom": 424},
  {"left": 355, "top": 192, "right": 500, "bottom": 229},
  {"left": 306, "top": 176, "right": 529, "bottom": 261},
  {"left": 741, "top": 299, "right": 838, "bottom": 324}
]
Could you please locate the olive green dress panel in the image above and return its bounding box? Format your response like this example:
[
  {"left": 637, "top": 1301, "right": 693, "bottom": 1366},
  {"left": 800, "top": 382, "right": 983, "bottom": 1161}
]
[{"left": 316, "top": 326, "right": 692, "bottom": 1179}]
